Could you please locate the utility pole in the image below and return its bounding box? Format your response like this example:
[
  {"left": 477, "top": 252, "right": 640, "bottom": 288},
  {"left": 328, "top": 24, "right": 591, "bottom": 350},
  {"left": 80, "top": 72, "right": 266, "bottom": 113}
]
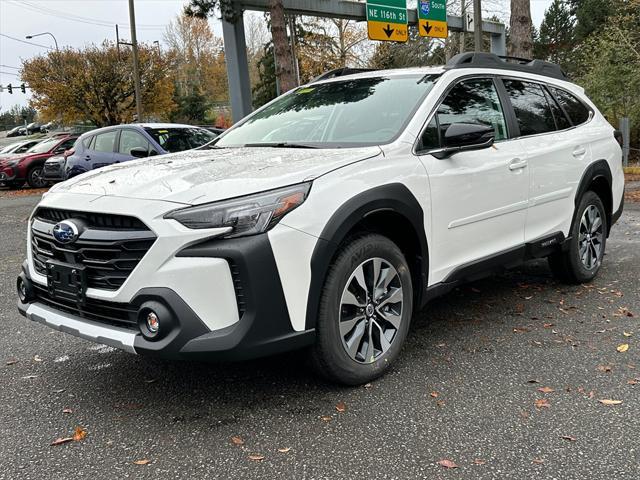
[
  {"left": 473, "top": 0, "right": 482, "bottom": 52},
  {"left": 460, "top": 1, "right": 466, "bottom": 53},
  {"left": 128, "top": 0, "right": 143, "bottom": 122}
]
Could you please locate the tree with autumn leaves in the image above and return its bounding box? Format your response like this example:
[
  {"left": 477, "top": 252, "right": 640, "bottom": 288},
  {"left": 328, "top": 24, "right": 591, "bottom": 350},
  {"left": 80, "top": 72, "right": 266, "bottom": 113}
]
[{"left": 21, "top": 42, "right": 175, "bottom": 127}]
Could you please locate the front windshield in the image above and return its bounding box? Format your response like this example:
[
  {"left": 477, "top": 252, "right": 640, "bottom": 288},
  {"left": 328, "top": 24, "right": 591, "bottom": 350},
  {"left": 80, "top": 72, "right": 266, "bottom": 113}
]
[
  {"left": 144, "top": 127, "right": 217, "bottom": 153},
  {"left": 26, "top": 138, "right": 59, "bottom": 154},
  {"left": 217, "top": 74, "right": 439, "bottom": 148}
]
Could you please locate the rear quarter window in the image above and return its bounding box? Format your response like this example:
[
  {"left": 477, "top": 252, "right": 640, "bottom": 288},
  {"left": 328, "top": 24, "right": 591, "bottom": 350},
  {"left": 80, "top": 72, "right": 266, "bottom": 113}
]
[{"left": 549, "top": 87, "right": 592, "bottom": 126}]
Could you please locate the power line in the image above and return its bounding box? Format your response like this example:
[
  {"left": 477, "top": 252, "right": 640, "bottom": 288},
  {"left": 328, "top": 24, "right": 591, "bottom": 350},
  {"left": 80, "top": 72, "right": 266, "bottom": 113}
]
[
  {"left": 0, "top": 33, "right": 53, "bottom": 50},
  {"left": 12, "top": 0, "right": 167, "bottom": 30},
  {"left": 0, "top": 65, "right": 21, "bottom": 70},
  {"left": 0, "top": 71, "right": 21, "bottom": 77}
]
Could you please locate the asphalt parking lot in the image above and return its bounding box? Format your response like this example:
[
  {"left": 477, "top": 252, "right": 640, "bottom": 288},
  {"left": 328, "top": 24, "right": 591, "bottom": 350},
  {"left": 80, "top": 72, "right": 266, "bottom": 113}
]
[{"left": 1, "top": 191, "right": 639, "bottom": 480}]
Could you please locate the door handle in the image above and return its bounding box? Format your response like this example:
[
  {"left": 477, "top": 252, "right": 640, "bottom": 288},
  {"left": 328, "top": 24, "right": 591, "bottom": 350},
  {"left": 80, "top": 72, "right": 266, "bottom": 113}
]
[
  {"left": 572, "top": 147, "right": 587, "bottom": 157},
  {"left": 509, "top": 158, "right": 528, "bottom": 171}
]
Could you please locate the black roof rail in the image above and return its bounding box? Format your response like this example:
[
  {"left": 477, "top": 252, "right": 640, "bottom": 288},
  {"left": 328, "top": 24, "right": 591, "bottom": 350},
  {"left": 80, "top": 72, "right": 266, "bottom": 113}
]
[
  {"left": 444, "top": 52, "right": 569, "bottom": 81},
  {"left": 312, "top": 67, "right": 376, "bottom": 82}
]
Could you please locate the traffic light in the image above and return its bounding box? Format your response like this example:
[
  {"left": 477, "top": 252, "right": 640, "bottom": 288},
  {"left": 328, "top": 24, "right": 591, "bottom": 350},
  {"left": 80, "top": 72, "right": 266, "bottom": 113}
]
[
  {"left": 20, "top": 83, "right": 26, "bottom": 93},
  {"left": 7, "top": 84, "right": 12, "bottom": 94}
]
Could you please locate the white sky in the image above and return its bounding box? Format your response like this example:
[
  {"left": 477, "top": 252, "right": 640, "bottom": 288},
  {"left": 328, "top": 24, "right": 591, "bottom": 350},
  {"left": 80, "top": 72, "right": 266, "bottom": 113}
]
[{"left": 0, "top": 0, "right": 553, "bottom": 111}]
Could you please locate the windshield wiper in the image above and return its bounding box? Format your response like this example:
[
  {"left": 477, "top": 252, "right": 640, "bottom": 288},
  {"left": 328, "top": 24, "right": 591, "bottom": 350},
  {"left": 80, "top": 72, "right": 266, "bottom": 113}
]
[{"left": 242, "top": 142, "right": 320, "bottom": 149}]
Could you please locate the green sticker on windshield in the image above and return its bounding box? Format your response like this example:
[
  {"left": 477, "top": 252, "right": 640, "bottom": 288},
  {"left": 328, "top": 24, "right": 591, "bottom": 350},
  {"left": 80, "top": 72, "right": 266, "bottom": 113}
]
[
  {"left": 157, "top": 130, "right": 169, "bottom": 134},
  {"left": 296, "top": 87, "right": 315, "bottom": 94}
]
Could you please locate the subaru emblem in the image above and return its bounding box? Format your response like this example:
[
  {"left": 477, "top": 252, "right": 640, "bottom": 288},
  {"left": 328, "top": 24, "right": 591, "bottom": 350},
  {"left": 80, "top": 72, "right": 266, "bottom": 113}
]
[{"left": 52, "top": 220, "right": 79, "bottom": 244}]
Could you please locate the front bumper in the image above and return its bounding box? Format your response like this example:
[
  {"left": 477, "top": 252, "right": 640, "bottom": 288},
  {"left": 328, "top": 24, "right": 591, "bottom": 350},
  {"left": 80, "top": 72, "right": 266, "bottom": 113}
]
[
  {"left": 18, "top": 228, "right": 315, "bottom": 361},
  {"left": 0, "top": 165, "right": 17, "bottom": 182}
]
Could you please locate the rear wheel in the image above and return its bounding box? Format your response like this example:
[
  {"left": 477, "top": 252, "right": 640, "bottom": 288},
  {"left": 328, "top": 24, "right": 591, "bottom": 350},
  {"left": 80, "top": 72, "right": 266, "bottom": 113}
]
[
  {"left": 548, "top": 191, "right": 607, "bottom": 284},
  {"left": 27, "top": 166, "right": 47, "bottom": 188},
  {"left": 310, "top": 234, "right": 413, "bottom": 385}
]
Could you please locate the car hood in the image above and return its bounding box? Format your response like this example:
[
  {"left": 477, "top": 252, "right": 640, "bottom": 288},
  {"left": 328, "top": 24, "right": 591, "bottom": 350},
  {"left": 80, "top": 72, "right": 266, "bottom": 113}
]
[{"left": 52, "top": 146, "right": 382, "bottom": 205}]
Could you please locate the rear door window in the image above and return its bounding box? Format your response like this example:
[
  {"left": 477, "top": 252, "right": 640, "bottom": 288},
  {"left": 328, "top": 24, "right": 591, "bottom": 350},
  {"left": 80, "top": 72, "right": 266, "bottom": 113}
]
[
  {"left": 503, "top": 79, "right": 556, "bottom": 136},
  {"left": 92, "top": 131, "right": 117, "bottom": 153},
  {"left": 118, "top": 129, "right": 150, "bottom": 155},
  {"left": 549, "top": 87, "right": 592, "bottom": 126}
]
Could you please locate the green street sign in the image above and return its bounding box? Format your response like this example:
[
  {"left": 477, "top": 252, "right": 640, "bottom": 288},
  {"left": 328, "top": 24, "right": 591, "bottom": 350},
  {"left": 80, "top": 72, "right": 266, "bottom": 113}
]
[
  {"left": 366, "top": 0, "right": 408, "bottom": 43},
  {"left": 417, "top": 0, "right": 448, "bottom": 38}
]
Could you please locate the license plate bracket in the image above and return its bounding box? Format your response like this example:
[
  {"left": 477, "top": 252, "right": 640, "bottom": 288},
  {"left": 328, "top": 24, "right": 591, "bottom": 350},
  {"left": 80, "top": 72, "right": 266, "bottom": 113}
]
[{"left": 46, "top": 260, "right": 87, "bottom": 304}]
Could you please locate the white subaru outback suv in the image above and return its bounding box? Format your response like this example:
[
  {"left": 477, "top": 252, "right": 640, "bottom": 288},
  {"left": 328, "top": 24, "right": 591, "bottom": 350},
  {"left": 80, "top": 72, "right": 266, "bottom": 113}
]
[{"left": 17, "top": 53, "right": 624, "bottom": 385}]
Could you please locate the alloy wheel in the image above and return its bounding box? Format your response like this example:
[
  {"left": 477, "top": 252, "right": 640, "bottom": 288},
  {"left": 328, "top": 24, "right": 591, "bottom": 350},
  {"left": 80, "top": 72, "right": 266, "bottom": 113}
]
[
  {"left": 578, "top": 205, "right": 604, "bottom": 270},
  {"left": 30, "top": 168, "right": 46, "bottom": 188},
  {"left": 338, "top": 257, "right": 403, "bottom": 364}
]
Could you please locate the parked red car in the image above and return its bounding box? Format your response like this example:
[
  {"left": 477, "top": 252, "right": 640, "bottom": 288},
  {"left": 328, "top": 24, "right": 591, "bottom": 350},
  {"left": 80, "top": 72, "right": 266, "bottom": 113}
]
[{"left": 0, "top": 135, "right": 78, "bottom": 189}]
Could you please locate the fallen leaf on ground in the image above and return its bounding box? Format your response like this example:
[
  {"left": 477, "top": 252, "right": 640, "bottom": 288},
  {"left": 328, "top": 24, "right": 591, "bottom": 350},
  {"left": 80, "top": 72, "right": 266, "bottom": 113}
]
[
  {"left": 6, "top": 359, "right": 18, "bottom": 366},
  {"left": 617, "top": 344, "right": 630, "bottom": 353},
  {"left": 437, "top": 459, "right": 458, "bottom": 469},
  {"left": 473, "top": 459, "right": 486, "bottom": 465},
  {"left": 50, "top": 437, "right": 73, "bottom": 446},
  {"left": 231, "top": 436, "right": 244, "bottom": 446},
  {"left": 363, "top": 383, "right": 372, "bottom": 389},
  {"left": 598, "top": 399, "right": 623, "bottom": 405},
  {"left": 537, "top": 387, "right": 554, "bottom": 394},
  {"left": 277, "top": 447, "right": 291, "bottom": 453},
  {"left": 430, "top": 391, "right": 439, "bottom": 398},
  {"left": 335, "top": 401, "right": 347, "bottom": 413},
  {"left": 513, "top": 327, "right": 530, "bottom": 333},
  {"left": 436, "top": 400, "right": 445, "bottom": 407},
  {"left": 248, "top": 454, "right": 264, "bottom": 461},
  {"left": 543, "top": 323, "right": 554, "bottom": 328},
  {"left": 535, "top": 398, "right": 550, "bottom": 409},
  {"left": 532, "top": 458, "right": 545, "bottom": 464},
  {"left": 72, "top": 426, "right": 87, "bottom": 442},
  {"left": 34, "top": 355, "right": 42, "bottom": 362},
  {"left": 62, "top": 408, "right": 73, "bottom": 414},
  {"left": 597, "top": 365, "right": 613, "bottom": 373},
  {"left": 320, "top": 416, "right": 332, "bottom": 422},
  {"left": 22, "top": 375, "right": 37, "bottom": 379},
  {"left": 627, "top": 378, "right": 639, "bottom": 385},
  {"left": 623, "top": 332, "right": 633, "bottom": 337},
  {"left": 561, "top": 435, "right": 576, "bottom": 441},
  {"left": 133, "top": 459, "right": 151, "bottom": 465}
]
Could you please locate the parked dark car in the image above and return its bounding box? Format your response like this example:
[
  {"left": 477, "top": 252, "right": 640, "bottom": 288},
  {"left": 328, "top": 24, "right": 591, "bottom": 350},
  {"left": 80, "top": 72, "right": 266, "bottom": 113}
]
[
  {"left": 25, "top": 122, "right": 41, "bottom": 135},
  {"left": 0, "top": 134, "right": 78, "bottom": 188},
  {"left": 40, "top": 122, "right": 55, "bottom": 133},
  {"left": 64, "top": 123, "right": 217, "bottom": 180},
  {"left": 6, "top": 126, "right": 24, "bottom": 137},
  {"left": 0, "top": 139, "right": 42, "bottom": 157}
]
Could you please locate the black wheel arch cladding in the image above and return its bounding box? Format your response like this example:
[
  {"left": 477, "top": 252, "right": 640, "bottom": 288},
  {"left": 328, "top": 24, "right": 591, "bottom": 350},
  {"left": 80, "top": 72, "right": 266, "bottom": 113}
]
[
  {"left": 574, "top": 159, "right": 613, "bottom": 234},
  {"left": 305, "top": 183, "right": 428, "bottom": 331}
]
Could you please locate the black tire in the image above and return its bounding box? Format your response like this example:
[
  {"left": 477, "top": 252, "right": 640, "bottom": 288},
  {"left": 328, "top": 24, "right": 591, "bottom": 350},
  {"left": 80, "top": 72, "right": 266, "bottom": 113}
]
[
  {"left": 27, "top": 165, "right": 47, "bottom": 188},
  {"left": 548, "top": 190, "right": 608, "bottom": 284},
  {"left": 310, "top": 234, "right": 413, "bottom": 385}
]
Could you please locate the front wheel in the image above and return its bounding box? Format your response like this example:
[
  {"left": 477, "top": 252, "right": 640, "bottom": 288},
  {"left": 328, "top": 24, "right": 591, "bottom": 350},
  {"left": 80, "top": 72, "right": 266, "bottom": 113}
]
[
  {"left": 548, "top": 190, "right": 607, "bottom": 284},
  {"left": 27, "top": 166, "right": 47, "bottom": 188},
  {"left": 310, "top": 234, "right": 413, "bottom": 385}
]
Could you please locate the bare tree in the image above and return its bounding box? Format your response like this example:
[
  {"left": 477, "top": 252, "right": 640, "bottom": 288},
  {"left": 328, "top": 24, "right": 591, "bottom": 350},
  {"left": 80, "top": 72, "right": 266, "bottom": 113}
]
[{"left": 509, "top": 0, "right": 533, "bottom": 58}]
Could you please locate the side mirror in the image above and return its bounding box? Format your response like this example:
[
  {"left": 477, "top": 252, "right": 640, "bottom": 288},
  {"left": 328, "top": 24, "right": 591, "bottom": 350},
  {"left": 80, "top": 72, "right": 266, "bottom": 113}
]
[
  {"left": 433, "top": 123, "right": 495, "bottom": 159},
  {"left": 149, "top": 149, "right": 159, "bottom": 156},
  {"left": 129, "top": 147, "right": 149, "bottom": 158}
]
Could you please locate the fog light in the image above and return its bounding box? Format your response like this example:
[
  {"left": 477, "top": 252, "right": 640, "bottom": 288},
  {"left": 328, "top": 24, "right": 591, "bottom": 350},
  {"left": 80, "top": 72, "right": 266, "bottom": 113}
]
[
  {"left": 146, "top": 311, "right": 160, "bottom": 333},
  {"left": 17, "top": 274, "right": 34, "bottom": 303},
  {"left": 17, "top": 278, "right": 27, "bottom": 302}
]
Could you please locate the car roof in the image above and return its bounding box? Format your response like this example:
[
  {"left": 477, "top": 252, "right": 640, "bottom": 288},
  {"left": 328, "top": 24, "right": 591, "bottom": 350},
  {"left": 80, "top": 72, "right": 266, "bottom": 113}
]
[{"left": 79, "top": 123, "right": 205, "bottom": 138}]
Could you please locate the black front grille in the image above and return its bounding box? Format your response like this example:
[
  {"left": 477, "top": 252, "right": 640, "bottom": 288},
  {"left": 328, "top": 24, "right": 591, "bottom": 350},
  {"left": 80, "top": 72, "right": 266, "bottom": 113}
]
[
  {"left": 32, "top": 283, "right": 137, "bottom": 329},
  {"left": 31, "top": 208, "right": 156, "bottom": 291},
  {"left": 35, "top": 207, "right": 148, "bottom": 231}
]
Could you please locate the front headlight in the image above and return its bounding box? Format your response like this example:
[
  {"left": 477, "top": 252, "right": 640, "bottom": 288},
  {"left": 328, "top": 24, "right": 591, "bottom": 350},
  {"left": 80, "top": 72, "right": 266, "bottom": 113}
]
[{"left": 164, "top": 182, "right": 311, "bottom": 238}]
